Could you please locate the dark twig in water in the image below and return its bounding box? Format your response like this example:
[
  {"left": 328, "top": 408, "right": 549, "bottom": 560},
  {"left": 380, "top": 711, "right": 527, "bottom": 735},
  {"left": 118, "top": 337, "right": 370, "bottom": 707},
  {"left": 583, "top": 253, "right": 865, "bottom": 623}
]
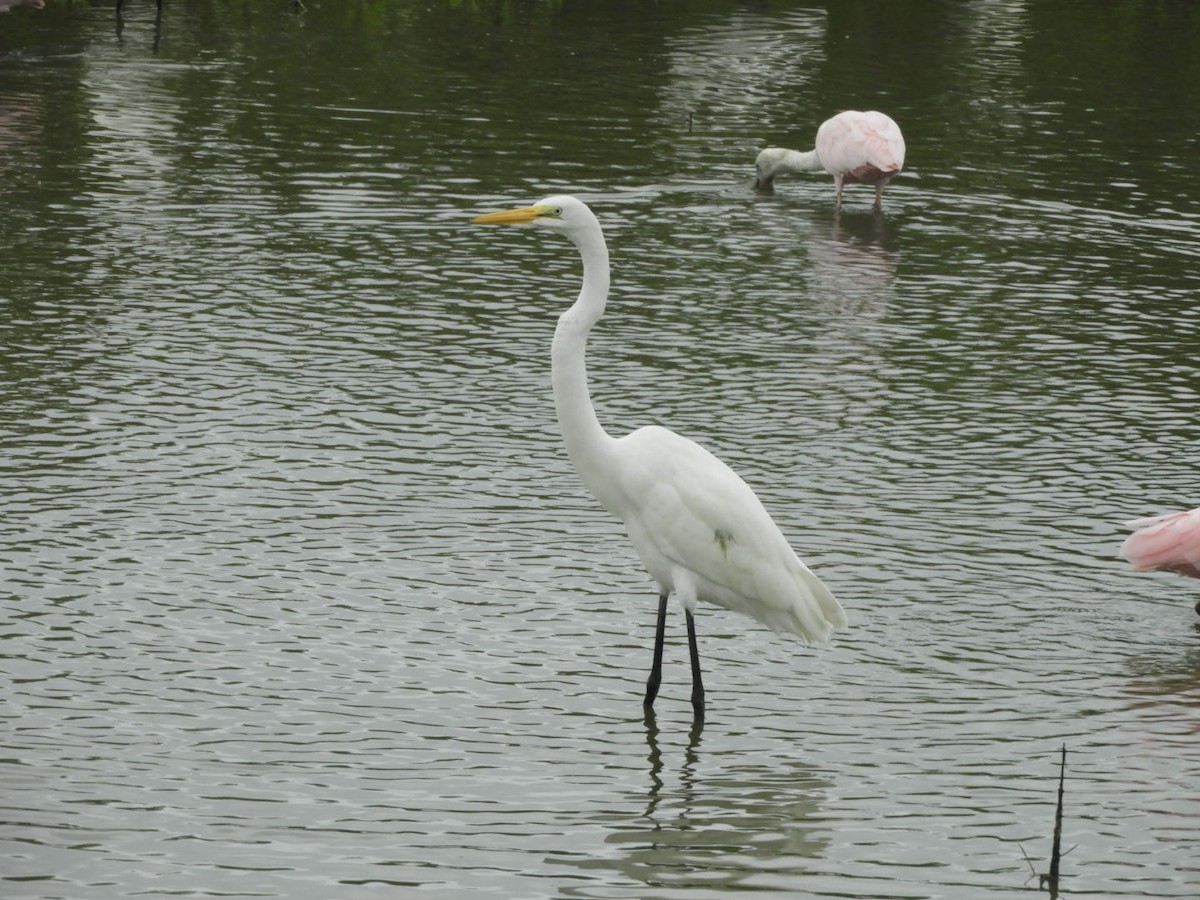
[
  {"left": 1019, "top": 842, "right": 1039, "bottom": 881},
  {"left": 1021, "top": 745, "right": 1077, "bottom": 898},
  {"left": 1045, "top": 744, "right": 1066, "bottom": 896}
]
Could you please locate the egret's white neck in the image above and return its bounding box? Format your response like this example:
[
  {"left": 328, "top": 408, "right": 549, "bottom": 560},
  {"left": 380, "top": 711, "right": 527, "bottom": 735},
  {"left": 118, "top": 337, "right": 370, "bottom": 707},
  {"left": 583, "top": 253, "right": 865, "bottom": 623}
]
[{"left": 551, "top": 224, "right": 616, "bottom": 495}]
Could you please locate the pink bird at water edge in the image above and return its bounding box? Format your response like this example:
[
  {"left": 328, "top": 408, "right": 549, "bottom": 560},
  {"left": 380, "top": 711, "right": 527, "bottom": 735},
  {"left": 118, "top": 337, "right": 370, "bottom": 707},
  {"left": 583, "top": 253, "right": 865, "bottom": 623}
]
[
  {"left": 1121, "top": 507, "right": 1200, "bottom": 577},
  {"left": 754, "top": 110, "right": 906, "bottom": 210},
  {"left": 0, "top": 0, "right": 45, "bottom": 11},
  {"left": 1121, "top": 507, "right": 1200, "bottom": 613}
]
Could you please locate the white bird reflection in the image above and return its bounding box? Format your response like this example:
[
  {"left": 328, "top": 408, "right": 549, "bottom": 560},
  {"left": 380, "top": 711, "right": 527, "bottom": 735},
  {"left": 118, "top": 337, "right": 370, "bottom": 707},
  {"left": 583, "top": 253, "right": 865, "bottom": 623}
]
[
  {"left": 753, "top": 195, "right": 901, "bottom": 341},
  {"left": 555, "top": 710, "right": 831, "bottom": 894}
]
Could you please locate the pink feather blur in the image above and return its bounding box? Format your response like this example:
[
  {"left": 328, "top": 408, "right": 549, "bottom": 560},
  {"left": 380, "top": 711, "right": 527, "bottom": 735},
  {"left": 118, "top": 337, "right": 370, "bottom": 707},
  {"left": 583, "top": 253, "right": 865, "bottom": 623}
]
[{"left": 1120, "top": 507, "right": 1200, "bottom": 579}]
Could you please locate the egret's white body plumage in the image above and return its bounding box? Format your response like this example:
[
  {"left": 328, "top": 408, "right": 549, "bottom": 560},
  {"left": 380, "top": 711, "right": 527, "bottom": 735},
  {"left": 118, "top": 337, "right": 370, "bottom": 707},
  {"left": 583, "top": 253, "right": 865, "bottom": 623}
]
[
  {"left": 474, "top": 195, "right": 846, "bottom": 715},
  {"left": 582, "top": 424, "right": 843, "bottom": 640},
  {"left": 755, "top": 110, "right": 906, "bottom": 210}
]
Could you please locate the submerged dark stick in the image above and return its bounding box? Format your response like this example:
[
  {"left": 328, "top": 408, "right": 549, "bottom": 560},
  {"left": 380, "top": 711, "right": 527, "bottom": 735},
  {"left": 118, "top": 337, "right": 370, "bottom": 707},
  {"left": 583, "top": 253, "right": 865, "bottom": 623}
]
[
  {"left": 1022, "top": 744, "right": 1076, "bottom": 896},
  {"left": 1046, "top": 744, "right": 1066, "bottom": 898}
]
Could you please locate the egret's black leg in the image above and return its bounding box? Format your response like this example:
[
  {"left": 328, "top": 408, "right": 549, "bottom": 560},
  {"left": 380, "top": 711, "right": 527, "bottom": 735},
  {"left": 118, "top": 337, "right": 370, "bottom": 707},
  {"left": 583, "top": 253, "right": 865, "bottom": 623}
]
[
  {"left": 685, "top": 609, "right": 705, "bottom": 722},
  {"left": 644, "top": 592, "right": 668, "bottom": 708}
]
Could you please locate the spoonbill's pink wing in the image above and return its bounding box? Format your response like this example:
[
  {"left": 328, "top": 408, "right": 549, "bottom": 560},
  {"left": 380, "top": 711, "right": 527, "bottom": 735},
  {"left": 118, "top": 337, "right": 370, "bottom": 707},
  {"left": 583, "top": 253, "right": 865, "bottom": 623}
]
[
  {"left": 815, "top": 110, "right": 905, "bottom": 180},
  {"left": 1121, "top": 507, "right": 1200, "bottom": 578}
]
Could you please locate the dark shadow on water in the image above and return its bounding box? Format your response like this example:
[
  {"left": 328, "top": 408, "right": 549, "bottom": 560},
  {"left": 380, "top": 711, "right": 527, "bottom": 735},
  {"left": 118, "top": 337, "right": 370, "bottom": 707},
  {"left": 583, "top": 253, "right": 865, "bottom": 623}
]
[
  {"left": 831, "top": 205, "right": 903, "bottom": 252},
  {"left": 115, "top": 0, "right": 164, "bottom": 53},
  {"left": 1119, "top": 636, "right": 1200, "bottom": 739}
]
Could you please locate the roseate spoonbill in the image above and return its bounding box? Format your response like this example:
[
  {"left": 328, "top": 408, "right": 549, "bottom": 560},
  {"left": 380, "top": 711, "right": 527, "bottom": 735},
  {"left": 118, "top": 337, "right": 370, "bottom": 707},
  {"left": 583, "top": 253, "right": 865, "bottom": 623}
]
[
  {"left": 755, "top": 110, "right": 906, "bottom": 210},
  {"left": 473, "top": 196, "right": 846, "bottom": 721},
  {"left": 1121, "top": 508, "right": 1200, "bottom": 612},
  {"left": 1122, "top": 507, "right": 1200, "bottom": 614},
  {"left": 0, "top": 0, "right": 45, "bottom": 11}
]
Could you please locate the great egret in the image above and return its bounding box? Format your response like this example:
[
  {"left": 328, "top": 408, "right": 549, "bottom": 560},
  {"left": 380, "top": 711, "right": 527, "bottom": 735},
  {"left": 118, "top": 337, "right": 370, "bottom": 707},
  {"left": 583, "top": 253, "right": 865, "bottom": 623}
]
[
  {"left": 473, "top": 195, "right": 847, "bottom": 720},
  {"left": 755, "top": 110, "right": 906, "bottom": 210}
]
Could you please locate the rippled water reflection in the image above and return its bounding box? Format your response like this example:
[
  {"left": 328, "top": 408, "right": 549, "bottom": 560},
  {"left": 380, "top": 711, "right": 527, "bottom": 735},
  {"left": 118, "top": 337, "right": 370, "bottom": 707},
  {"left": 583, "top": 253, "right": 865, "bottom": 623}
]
[{"left": 3, "top": 2, "right": 1198, "bottom": 899}]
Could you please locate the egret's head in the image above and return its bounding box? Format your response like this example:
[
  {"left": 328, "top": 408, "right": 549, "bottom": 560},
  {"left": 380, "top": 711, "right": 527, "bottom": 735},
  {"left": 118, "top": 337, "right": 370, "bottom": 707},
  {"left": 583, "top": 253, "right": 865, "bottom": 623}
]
[
  {"left": 472, "top": 195, "right": 596, "bottom": 238},
  {"left": 753, "top": 148, "right": 786, "bottom": 192}
]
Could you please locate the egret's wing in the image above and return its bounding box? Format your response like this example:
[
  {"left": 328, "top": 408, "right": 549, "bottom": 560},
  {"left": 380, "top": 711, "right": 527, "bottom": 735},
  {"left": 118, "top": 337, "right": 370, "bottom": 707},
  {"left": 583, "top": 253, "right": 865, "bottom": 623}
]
[{"left": 614, "top": 427, "right": 845, "bottom": 640}]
